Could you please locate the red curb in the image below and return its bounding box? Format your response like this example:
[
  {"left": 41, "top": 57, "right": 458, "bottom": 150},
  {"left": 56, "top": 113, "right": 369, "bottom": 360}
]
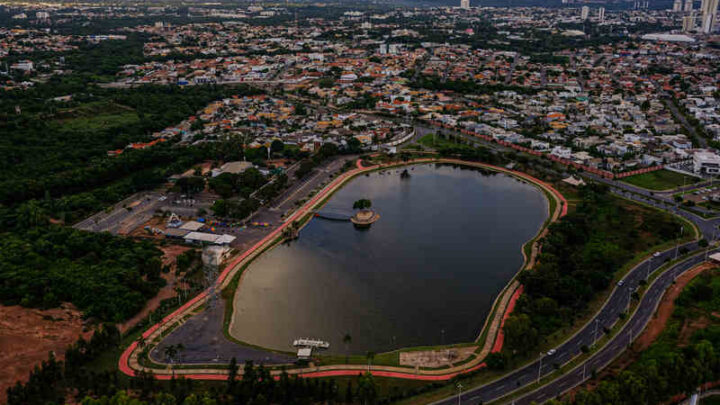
[
  {"left": 118, "top": 158, "right": 564, "bottom": 381},
  {"left": 491, "top": 285, "right": 524, "bottom": 354}
]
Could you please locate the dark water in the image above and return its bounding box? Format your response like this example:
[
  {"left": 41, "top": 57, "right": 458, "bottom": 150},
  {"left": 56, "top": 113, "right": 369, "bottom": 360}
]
[{"left": 230, "top": 164, "right": 548, "bottom": 354}]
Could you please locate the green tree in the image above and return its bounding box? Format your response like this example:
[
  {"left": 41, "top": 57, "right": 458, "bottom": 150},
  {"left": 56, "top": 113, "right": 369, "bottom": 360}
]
[{"left": 356, "top": 372, "right": 377, "bottom": 405}]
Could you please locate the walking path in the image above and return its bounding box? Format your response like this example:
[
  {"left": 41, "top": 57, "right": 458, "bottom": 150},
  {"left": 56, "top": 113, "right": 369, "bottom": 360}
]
[{"left": 118, "top": 157, "right": 567, "bottom": 381}]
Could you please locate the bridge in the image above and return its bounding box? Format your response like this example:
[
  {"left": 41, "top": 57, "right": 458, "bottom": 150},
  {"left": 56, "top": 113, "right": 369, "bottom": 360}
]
[{"left": 312, "top": 208, "right": 354, "bottom": 221}]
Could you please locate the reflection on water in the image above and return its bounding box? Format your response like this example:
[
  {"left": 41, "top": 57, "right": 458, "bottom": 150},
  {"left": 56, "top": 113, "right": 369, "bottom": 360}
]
[{"left": 231, "top": 164, "right": 548, "bottom": 354}]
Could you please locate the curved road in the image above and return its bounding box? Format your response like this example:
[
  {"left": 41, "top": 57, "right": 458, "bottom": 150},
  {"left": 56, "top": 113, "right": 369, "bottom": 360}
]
[{"left": 432, "top": 242, "right": 714, "bottom": 405}]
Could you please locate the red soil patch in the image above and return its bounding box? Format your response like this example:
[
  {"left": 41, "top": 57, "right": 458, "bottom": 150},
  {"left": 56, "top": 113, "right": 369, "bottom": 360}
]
[
  {"left": 677, "top": 316, "right": 711, "bottom": 347},
  {"left": 633, "top": 263, "right": 714, "bottom": 351},
  {"left": 567, "top": 262, "right": 714, "bottom": 397},
  {"left": 0, "top": 304, "right": 88, "bottom": 403},
  {"left": 117, "top": 245, "right": 191, "bottom": 333}
]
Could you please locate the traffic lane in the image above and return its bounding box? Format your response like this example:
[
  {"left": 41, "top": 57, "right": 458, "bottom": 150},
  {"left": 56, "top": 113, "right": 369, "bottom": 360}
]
[
  {"left": 516, "top": 251, "right": 712, "bottom": 404},
  {"left": 434, "top": 243, "right": 705, "bottom": 405},
  {"left": 608, "top": 187, "right": 718, "bottom": 239}
]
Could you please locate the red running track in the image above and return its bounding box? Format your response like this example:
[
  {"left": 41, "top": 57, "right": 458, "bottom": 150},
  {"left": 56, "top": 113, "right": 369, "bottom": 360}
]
[{"left": 118, "top": 158, "right": 566, "bottom": 381}]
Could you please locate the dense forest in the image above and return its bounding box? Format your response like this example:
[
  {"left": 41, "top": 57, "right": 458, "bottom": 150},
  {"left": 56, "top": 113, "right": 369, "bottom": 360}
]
[
  {"left": 0, "top": 73, "right": 260, "bottom": 322},
  {"left": 503, "top": 184, "right": 682, "bottom": 355},
  {"left": 409, "top": 74, "right": 540, "bottom": 96},
  {"left": 0, "top": 227, "right": 163, "bottom": 321}
]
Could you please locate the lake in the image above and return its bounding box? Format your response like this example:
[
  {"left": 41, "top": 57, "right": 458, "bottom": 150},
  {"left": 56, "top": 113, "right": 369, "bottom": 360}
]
[{"left": 230, "top": 163, "right": 548, "bottom": 354}]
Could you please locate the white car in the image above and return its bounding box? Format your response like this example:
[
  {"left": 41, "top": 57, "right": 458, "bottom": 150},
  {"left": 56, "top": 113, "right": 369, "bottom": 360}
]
[
  {"left": 547, "top": 349, "right": 557, "bottom": 356},
  {"left": 653, "top": 251, "right": 661, "bottom": 258},
  {"left": 617, "top": 280, "right": 625, "bottom": 286}
]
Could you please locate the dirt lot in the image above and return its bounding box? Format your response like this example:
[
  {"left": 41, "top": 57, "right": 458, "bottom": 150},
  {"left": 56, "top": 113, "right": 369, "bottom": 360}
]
[
  {"left": 399, "top": 346, "right": 477, "bottom": 368},
  {"left": 118, "top": 245, "right": 191, "bottom": 333},
  {"left": 0, "top": 304, "right": 88, "bottom": 403}
]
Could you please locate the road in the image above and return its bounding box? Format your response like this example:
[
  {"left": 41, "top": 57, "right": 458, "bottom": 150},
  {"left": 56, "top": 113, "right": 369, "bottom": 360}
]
[
  {"left": 430, "top": 170, "right": 720, "bottom": 404},
  {"left": 434, "top": 243, "right": 713, "bottom": 405},
  {"left": 147, "top": 155, "right": 356, "bottom": 364},
  {"left": 584, "top": 172, "right": 720, "bottom": 228},
  {"left": 649, "top": 78, "right": 707, "bottom": 148},
  {"left": 516, "top": 248, "right": 716, "bottom": 405}
]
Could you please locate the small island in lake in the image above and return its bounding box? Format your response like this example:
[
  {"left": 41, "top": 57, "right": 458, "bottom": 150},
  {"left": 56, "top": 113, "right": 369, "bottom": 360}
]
[
  {"left": 350, "top": 209, "right": 380, "bottom": 227},
  {"left": 351, "top": 199, "right": 379, "bottom": 227}
]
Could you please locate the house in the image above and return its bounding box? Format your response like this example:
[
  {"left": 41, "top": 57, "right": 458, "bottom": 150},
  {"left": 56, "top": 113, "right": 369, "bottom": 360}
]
[{"left": 550, "top": 146, "right": 572, "bottom": 159}]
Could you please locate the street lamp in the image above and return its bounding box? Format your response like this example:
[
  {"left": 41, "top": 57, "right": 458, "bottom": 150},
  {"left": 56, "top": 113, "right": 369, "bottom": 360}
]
[
  {"left": 646, "top": 256, "right": 652, "bottom": 280},
  {"left": 456, "top": 383, "right": 463, "bottom": 405},
  {"left": 627, "top": 286, "right": 633, "bottom": 313},
  {"left": 593, "top": 319, "right": 600, "bottom": 347},
  {"left": 537, "top": 353, "right": 544, "bottom": 385},
  {"left": 706, "top": 228, "right": 716, "bottom": 261},
  {"left": 675, "top": 226, "right": 684, "bottom": 261}
]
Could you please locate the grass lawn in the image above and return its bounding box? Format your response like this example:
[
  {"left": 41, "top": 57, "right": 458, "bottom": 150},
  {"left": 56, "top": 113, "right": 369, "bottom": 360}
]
[
  {"left": 418, "top": 133, "right": 469, "bottom": 149},
  {"left": 53, "top": 101, "right": 139, "bottom": 131},
  {"left": 622, "top": 169, "right": 699, "bottom": 191}
]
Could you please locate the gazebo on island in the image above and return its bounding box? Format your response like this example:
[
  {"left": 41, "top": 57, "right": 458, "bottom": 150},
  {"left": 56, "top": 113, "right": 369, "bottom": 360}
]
[{"left": 350, "top": 209, "right": 380, "bottom": 227}]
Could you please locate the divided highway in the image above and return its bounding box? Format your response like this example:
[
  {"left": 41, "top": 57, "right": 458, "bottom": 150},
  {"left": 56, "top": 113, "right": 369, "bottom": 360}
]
[
  {"left": 516, "top": 248, "right": 715, "bottom": 404},
  {"left": 434, "top": 242, "right": 711, "bottom": 405}
]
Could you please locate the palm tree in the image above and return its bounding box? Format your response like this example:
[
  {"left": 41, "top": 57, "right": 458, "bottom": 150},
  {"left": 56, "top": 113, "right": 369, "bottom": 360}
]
[
  {"left": 342, "top": 333, "right": 352, "bottom": 363},
  {"left": 176, "top": 343, "right": 185, "bottom": 364},
  {"left": 163, "top": 344, "right": 183, "bottom": 378},
  {"left": 366, "top": 351, "right": 375, "bottom": 372}
]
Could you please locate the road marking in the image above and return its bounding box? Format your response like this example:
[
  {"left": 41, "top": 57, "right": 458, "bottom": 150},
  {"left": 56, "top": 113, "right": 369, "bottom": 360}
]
[{"left": 273, "top": 170, "right": 325, "bottom": 209}]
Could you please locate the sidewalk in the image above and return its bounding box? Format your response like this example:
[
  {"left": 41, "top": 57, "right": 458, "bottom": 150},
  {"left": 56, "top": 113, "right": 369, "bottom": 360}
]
[{"left": 119, "top": 157, "right": 567, "bottom": 381}]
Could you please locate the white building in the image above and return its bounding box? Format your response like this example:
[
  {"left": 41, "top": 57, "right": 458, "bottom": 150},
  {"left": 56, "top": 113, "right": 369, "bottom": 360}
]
[
  {"left": 700, "top": 0, "right": 718, "bottom": 33},
  {"left": 551, "top": 146, "right": 573, "bottom": 159},
  {"left": 674, "top": 0, "right": 683, "bottom": 11},
  {"left": 10, "top": 60, "right": 34, "bottom": 72},
  {"left": 685, "top": 0, "right": 695, "bottom": 11},
  {"left": 581, "top": 6, "right": 590, "bottom": 20},
  {"left": 693, "top": 150, "right": 720, "bottom": 174},
  {"left": 683, "top": 14, "right": 698, "bottom": 31},
  {"left": 460, "top": 0, "right": 470, "bottom": 9},
  {"left": 597, "top": 7, "right": 605, "bottom": 21}
]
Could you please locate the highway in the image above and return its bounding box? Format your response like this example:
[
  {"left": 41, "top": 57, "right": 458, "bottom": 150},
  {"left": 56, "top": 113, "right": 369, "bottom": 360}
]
[
  {"left": 429, "top": 171, "right": 720, "bottom": 405},
  {"left": 433, "top": 239, "right": 709, "bottom": 405},
  {"left": 515, "top": 248, "right": 715, "bottom": 404}
]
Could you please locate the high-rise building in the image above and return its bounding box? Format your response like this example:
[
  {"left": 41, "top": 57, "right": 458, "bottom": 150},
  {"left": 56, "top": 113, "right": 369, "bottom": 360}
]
[
  {"left": 683, "top": 13, "right": 697, "bottom": 30},
  {"left": 700, "top": 0, "right": 718, "bottom": 32},
  {"left": 685, "top": 0, "right": 694, "bottom": 12},
  {"left": 597, "top": 7, "right": 605, "bottom": 21},
  {"left": 581, "top": 5, "right": 590, "bottom": 20},
  {"left": 460, "top": 0, "right": 470, "bottom": 9},
  {"left": 673, "top": 0, "right": 683, "bottom": 11}
]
